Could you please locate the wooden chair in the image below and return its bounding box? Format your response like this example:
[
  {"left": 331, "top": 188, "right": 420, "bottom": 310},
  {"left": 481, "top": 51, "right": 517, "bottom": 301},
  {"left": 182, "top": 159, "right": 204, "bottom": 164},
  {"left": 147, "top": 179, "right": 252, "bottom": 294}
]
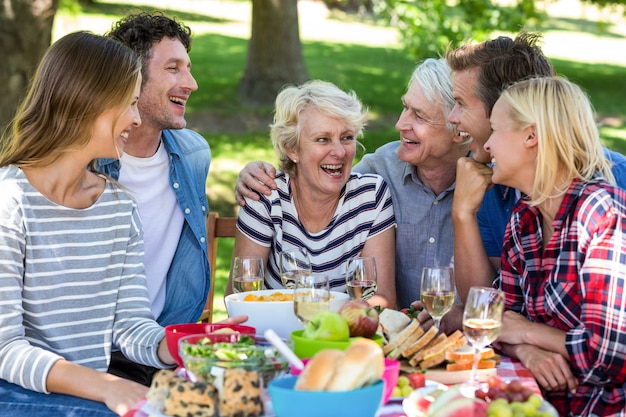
[{"left": 198, "top": 212, "right": 237, "bottom": 323}]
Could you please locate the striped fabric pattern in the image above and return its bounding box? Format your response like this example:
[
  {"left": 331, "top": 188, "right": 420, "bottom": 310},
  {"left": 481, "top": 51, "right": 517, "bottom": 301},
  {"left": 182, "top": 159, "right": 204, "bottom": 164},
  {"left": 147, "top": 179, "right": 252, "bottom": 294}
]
[
  {"left": 238, "top": 172, "right": 396, "bottom": 291},
  {"left": 0, "top": 166, "right": 164, "bottom": 394}
]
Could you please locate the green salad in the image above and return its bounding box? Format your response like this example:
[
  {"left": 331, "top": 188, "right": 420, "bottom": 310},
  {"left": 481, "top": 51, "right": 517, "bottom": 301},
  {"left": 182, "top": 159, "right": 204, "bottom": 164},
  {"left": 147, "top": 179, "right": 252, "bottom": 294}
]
[
  {"left": 182, "top": 335, "right": 267, "bottom": 362},
  {"left": 181, "top": 336, "right": 288, "bottom": 383}
]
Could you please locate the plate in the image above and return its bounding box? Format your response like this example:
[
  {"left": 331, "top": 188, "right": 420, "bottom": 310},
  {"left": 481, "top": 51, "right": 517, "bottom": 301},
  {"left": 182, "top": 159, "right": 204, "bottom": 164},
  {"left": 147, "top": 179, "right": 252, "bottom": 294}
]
[
  {"left": 402, "top": 382, "right": 448, "bottom": 417},
  {"left": 401, "top": 383, "right": 559, "bottom": 417},
  {"left": 386, "top": 380, "right": 443, "bottom": 403},
  {"left": 423, "top": 367, "right": 497, "bottom": 385}
]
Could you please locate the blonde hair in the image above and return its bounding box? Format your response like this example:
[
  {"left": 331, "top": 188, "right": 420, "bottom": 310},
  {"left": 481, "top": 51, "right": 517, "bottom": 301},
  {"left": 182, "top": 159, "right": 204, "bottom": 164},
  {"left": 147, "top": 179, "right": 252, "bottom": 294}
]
[
  {"left": 270, "top": 80, "right": 368, "bottom": 176},
  {"left": 0, "top": 31, "right": 141, "bottom": 168},
  {"left": 500, "top": 76, "right": 613, "bottom": 205}
]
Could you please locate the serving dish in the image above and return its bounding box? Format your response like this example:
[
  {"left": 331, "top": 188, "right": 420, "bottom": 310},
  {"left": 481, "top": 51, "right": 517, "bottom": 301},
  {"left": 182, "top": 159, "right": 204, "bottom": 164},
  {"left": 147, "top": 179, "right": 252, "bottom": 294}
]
[{"left": 225, "top": 289, "right": 350, "bottom": 339}]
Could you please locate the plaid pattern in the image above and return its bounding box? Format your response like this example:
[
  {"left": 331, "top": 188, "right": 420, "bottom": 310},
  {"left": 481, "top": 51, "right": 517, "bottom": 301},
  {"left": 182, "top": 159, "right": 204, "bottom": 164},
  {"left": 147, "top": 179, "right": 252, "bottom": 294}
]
[{"left": 500, "top": 177, "right": 626, "bottom": 417}]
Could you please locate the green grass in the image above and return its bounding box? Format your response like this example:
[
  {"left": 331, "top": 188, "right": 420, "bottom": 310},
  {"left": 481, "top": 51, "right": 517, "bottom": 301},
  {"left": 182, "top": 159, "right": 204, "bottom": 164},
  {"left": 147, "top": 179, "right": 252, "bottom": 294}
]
[{"left": 58, "top": 1, "right": 626, "bottom": 322}]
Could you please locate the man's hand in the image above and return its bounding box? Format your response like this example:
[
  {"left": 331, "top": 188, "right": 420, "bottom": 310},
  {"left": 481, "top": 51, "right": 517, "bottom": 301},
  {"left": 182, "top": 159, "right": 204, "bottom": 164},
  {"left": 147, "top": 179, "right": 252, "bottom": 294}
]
[
  {"left": 452, "top": 157, "right": 494, "bottom": 217},
  {"left": 235, "top": 161, "right": 277, "bottom": 206}
]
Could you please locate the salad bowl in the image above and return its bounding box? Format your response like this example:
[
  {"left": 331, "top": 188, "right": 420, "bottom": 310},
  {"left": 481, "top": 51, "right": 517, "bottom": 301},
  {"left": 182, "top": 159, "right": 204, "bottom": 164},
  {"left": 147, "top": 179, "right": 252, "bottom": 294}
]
[{"left": 179, "top": 332, "right": 290, "bottom": 385}]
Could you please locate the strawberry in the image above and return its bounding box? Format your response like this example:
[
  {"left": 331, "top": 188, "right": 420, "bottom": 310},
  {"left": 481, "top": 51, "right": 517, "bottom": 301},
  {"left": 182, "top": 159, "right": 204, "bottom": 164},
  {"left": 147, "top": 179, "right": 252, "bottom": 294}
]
[{"left": 407, "top": 371, "right": 426, "bottom": 389}]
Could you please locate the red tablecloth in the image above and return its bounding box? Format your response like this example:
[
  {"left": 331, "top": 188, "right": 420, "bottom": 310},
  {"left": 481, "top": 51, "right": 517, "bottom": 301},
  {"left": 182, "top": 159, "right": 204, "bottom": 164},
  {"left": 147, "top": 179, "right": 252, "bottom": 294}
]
[{"left": 123, "top": 355, "right": 540, "bottom": 417}]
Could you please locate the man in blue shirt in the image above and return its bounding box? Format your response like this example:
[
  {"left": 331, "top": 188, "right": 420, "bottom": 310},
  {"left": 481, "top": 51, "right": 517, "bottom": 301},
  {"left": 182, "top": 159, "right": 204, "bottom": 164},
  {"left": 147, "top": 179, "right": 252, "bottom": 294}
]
[{"left": 95, "top": 13, "right": 211, "bottom": 386}]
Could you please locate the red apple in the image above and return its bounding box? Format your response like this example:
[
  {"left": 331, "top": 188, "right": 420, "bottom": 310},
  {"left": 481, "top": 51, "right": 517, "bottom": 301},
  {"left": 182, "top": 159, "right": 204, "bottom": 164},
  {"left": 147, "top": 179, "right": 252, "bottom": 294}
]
[{"left": 338, "top": 298, "right": 379, "bottom": 338}]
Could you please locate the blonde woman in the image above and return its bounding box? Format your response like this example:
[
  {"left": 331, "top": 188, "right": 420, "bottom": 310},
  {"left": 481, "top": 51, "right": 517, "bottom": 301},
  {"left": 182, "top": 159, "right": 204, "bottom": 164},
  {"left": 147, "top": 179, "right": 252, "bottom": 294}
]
[
  {"left": 485, "top": 76, "right": 626, "bottom": 416},
  {"left": 0, "top": 32, "right": 176, "bottom": 416}
]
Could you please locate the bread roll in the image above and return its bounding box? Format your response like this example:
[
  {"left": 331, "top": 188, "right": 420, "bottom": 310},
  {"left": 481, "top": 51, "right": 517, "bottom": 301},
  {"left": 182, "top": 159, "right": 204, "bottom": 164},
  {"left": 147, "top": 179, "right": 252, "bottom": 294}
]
[
  {"left": 294, "top": 349, "right": 344, "bottom": 391},
  {"left": 325, "top": 338, "right": 384, "bottom": 391}
]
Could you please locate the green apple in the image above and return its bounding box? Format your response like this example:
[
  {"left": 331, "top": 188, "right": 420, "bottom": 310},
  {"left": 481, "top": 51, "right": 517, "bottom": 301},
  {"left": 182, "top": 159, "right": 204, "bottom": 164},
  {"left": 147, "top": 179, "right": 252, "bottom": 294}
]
[{"left": 302, "top": 311, "right": 350, "bottom": 341}]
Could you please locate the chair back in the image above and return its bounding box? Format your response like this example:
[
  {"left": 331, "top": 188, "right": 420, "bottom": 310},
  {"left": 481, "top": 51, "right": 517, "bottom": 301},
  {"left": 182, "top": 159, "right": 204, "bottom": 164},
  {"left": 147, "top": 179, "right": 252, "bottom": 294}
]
[{"left": 199, "top": 212, "right": 237, "bottom": 323}]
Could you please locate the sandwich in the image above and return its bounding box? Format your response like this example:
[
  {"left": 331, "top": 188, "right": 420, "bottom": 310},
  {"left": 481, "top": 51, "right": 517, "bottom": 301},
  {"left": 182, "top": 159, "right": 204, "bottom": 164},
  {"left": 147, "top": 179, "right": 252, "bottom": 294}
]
[{"left": 444, "top": 345, "right": 500, "bottom": 372}]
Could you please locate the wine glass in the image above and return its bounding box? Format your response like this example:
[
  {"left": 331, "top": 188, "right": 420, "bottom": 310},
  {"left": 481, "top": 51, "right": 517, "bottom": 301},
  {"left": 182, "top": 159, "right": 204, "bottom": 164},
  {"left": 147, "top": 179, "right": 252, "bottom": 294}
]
[
  {"left": 420, "top": 266, "right": 455, "bottom": 329},
  {"left": 231, "top": 256, "right": 265, "bottom": 293},
  {"left": 293, "top": 274, "right": 330, "bottom": 325},
  {"left": 279, "top": 247, "right": 312, "bottom": 289},
  {"left": 345, "top": 256, "right": 377, "bottom": 300},
  {"left": 462, "top": 286, "right": 504, "bottom": 390}
]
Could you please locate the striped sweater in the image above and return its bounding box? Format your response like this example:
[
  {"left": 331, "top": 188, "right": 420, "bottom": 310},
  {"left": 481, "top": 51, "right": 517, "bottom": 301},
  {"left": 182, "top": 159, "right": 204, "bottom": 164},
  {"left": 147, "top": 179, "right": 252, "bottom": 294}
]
[
  {"left": 238, "top": 172, "right": 396, "bottom": 290},
  {"left": 0, "top": 165, "right": 165, "bottom": 394}
]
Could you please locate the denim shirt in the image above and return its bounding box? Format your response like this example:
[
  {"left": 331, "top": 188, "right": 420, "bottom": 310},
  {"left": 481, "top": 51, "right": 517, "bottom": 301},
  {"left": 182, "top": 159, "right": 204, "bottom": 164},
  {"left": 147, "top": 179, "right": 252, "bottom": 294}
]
[{"left": 94, "top": 129, "right": 211, "bottom": 325}]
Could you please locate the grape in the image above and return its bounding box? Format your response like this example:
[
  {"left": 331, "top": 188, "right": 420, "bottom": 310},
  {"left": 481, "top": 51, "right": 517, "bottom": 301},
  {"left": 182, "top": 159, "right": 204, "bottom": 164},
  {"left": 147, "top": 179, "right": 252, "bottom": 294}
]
[
  {"left": 391, "top": 386, "right": 402, "bottom": 398},
  {"left": 401, "top": 385, "right": 413, "bottom": 396},
  {"left": 397, "top": 375, "right": 409, "bottom": 388},
  {"left": 480, "top": 379, "right": 552, "bottom": 417}
]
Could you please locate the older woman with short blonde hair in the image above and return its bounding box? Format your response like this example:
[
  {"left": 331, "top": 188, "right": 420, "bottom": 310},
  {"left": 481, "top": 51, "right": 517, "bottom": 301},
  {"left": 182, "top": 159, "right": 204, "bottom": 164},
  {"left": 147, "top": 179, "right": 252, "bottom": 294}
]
[{"left": 228, "top": 80, "right": 396, "bottom": 309}]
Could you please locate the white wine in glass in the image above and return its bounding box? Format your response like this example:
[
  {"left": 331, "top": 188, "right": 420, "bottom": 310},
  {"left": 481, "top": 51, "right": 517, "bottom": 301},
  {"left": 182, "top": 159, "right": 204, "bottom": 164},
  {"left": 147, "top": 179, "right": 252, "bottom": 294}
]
[
  {"left": 345, "top": 257, "right": 377, "bottom": 300},
  {"left": 280, "top": 247, "right": 312, "bottom": 289},
  {"left": 293, "top": 274, "right": 330, "bottom": 325},
  {"left": 232, "top": 257, "right": 265, "bottom": 293},
  {"left": 420, "top": 266, "right": 455, "bottom": 328},
  {"left": 462, "top": 286, "right": 504, "bottom": 390}
]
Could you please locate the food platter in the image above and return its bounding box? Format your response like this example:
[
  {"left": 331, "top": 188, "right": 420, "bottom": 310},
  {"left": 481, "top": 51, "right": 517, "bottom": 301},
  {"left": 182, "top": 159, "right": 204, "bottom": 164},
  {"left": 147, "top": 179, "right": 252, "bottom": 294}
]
[{"left": 399, "top": 363, "right": 497, "bottom": 385}]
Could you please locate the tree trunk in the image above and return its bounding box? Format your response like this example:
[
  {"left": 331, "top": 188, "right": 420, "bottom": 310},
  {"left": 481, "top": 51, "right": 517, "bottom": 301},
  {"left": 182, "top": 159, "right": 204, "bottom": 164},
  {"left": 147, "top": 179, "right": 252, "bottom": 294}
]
[
  {"left": 0, "top": 0, "right": 59, "bottom": 130},
  {"left": 238, "top": 0, "right": 310, "bottom": 107}
]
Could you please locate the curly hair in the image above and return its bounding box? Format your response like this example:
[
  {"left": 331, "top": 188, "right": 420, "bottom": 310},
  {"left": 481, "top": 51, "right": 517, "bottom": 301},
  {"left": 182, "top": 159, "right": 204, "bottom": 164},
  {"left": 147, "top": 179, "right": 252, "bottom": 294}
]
[{"left": 107, "top": 12, "right": 192, "bottom": 82}]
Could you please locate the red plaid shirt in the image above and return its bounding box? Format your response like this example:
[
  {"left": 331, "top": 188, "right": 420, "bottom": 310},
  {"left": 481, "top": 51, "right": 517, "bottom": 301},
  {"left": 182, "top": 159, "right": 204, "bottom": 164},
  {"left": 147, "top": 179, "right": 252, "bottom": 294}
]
[{"left": 500, "top": 177, "right": 626, "bottom": 417}]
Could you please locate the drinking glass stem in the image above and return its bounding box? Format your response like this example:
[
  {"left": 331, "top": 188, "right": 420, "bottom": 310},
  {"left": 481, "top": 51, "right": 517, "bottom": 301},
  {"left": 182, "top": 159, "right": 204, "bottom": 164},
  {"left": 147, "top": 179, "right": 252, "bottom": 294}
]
[
  {"left": 469, "top": 347, "right": 480, "bottom": 384},
  {"left": 433, "top": 318, "right": 441, "bottom": 329}
]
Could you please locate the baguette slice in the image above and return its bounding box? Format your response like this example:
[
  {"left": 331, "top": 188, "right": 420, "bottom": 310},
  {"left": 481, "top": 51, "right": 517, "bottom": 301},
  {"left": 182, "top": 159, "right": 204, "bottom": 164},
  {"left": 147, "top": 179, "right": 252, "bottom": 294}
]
[
  {"left": 387, "top": 325, "right": 425, "bottom": 360},
  {"left": 417, "top": 331, "right": 467, "bottom": 370},
  {"left": 382, "top": 319, "right": 421, "bottom": 355},
  {"left": 400, "top": 325, "right": 438, "bottom": 358},
  {"left": 408, "top": 329, "right": 443, "bottom": 366}
]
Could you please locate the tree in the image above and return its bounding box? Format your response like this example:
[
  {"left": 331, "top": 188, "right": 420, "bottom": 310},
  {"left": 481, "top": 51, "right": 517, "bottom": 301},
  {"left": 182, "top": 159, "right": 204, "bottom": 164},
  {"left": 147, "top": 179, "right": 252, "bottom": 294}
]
[
  {"left": 237, "top": 0, "right": 309, "bottom": 106},
  {"left": 0, "top": 0, "right": 59, "bottom": 129}
]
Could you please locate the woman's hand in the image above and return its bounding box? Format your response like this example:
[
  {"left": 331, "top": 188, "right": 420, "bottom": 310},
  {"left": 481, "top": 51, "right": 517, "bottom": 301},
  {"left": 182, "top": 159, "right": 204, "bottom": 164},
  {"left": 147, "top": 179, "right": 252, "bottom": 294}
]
[
  {"left": 102, "top": 375, "right": 149, "bottom": 416},
  {"left": 498, "top": 310, "right": 533, "bottom": 345},
  {"left": 511, "top": 343, "right": 577, "bottom": 394}
]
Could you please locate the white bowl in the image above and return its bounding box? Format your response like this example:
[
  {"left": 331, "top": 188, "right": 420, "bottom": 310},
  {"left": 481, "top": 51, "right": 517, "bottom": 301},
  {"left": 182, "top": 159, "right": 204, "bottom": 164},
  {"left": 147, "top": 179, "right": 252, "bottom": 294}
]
[{"left": 225, "top": 289, "right": 350, "bottom": 339}]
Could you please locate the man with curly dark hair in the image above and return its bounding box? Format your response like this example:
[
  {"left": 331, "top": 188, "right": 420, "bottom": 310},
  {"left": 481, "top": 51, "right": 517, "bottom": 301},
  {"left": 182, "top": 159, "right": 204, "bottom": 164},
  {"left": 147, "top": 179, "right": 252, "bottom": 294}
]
[{"left": 95, "top": 12, "right": 213, "bottom": 386}]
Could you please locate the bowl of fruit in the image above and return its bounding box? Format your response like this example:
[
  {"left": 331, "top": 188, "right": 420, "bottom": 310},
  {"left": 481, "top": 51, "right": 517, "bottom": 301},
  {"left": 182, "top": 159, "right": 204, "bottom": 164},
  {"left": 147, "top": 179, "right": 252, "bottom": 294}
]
[
  {"left": 179, "top": 332, "right": 290, "bottom": 386},
  {"left": 290, "top": 300, "right": 384, "bottom": 359}
]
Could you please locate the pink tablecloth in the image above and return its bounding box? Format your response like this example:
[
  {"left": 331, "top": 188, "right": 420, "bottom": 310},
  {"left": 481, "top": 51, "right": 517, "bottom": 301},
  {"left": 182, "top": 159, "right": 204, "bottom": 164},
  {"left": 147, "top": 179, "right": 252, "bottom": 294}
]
[{"left": 124, "top": 355, "right": 540, "bottom": 417}]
